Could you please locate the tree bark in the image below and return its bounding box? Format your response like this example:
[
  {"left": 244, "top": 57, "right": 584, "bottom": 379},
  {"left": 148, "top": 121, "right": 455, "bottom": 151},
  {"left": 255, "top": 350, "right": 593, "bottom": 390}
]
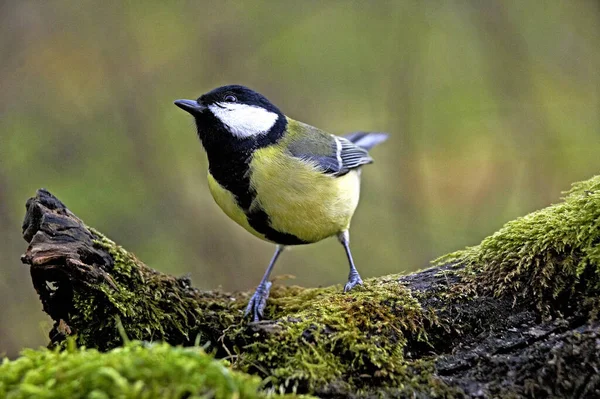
[{"left": 20, "top": 189, "right": 600, "bottom": 398}]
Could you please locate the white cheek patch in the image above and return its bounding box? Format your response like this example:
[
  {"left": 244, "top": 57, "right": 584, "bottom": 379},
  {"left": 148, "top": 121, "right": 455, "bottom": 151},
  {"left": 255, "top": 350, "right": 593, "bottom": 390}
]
[{"left": 208, "top": 102, "right": 279, "bottom": 138}]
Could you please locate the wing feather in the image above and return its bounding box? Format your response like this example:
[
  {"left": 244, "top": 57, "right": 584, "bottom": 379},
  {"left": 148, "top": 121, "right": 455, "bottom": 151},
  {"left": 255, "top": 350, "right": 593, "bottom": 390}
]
[{"left": 285, "top": 120, "right": 381, "bottom": 177}]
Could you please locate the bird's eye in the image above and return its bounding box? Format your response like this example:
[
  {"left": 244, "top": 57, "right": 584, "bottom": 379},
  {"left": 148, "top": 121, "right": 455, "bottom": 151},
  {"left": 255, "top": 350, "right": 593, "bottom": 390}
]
[{"left": 224, "top": 95, "right": 237, "bottom": 102}]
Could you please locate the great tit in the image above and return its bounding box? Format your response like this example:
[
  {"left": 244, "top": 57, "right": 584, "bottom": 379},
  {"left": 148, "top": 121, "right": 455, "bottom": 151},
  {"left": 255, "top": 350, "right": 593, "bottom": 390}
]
[{"left": 174, "top": 85, "right": 388, "bottom": 321}]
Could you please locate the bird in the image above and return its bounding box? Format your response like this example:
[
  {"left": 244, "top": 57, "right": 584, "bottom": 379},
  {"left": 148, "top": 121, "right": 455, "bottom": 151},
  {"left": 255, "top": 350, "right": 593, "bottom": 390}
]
[{"left": 174, "top": 85, "right": 388, "bottom": 321}]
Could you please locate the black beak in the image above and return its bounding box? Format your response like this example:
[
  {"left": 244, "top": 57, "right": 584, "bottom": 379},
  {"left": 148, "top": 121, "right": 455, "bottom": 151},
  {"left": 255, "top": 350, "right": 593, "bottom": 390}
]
[{"left": 174, "top": 99, "right": 207, "bottom": 115}]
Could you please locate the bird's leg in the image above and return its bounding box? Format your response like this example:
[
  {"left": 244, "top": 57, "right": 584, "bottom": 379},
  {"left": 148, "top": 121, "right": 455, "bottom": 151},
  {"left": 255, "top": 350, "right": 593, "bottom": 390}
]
[
  {"left": 338, "top": 230, "right": 364, "bottom": 292},
  {"left": 244, "top": 245, "right": 285, "bottom": 321}
]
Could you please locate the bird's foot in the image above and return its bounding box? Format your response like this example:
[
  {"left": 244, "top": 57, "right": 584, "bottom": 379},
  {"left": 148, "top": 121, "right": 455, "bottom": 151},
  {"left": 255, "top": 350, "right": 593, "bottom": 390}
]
[
  {"left": 344, "top": 272, "right": 363, "bottom": 292},
  {"left": 244, "top": 281, "right": 272, "bottom": 322}
]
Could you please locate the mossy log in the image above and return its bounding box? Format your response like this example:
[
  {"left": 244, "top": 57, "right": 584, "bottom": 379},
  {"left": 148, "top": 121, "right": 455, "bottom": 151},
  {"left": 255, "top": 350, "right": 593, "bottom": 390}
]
[{"left": 19, "top": 179, "right": 600, "bottom": 398}]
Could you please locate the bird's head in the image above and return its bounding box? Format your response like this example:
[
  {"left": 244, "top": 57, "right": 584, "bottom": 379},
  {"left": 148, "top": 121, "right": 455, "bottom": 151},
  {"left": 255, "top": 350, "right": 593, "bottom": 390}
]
[{"left": 174, "top": 85, "right": 285, "bottom": 141}]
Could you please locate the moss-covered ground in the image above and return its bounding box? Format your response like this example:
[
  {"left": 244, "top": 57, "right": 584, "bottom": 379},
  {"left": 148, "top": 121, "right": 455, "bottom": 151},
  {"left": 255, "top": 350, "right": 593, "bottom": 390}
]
[
  {"left": 65, "top": 231, "right": 456, "bottom": 396},
  {"left": 436, "top": 174, "right": 600, "bottom": 316},
  {"left": 14, "top": 175, "right": 600, "bottom": 397},
  {"left": 0, "top": 341, "right": 298, "bottom": 399},
  {"left": 231, "top": 280, "right": 451, "bottom": 396}
]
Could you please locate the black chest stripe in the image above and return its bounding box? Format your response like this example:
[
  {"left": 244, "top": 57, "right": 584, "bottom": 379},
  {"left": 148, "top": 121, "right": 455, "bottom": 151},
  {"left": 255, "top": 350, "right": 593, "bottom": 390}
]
[
  {"left": 246, "top": 207, "right": 308, "bottom": 245},
  {"left": 210, "top": 159, "right": 307, "bottom": 245},
  {"left": 200, "top": 118, "right": 307, "bottom": 245}
]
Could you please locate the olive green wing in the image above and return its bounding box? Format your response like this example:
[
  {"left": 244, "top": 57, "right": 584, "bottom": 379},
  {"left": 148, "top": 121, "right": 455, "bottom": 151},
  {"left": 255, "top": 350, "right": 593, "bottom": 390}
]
[{"left": 285, "top": 120, "right": 387, "bottom": 176}]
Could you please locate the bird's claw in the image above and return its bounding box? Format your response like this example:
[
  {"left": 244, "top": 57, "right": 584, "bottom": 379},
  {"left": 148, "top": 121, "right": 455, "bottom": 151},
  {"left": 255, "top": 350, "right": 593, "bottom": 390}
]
[
  {"left": 244, "top": 281, "right": 272, "bottom": 322},
  {"left": 344, "top": 273, "right": 363, "bottom": 292}
]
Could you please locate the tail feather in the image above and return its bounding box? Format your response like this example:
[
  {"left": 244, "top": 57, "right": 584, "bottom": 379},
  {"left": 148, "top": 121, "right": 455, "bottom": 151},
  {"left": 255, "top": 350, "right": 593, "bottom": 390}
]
[{"left": 344, "top": 132, "right": 389, "bottom": 150}]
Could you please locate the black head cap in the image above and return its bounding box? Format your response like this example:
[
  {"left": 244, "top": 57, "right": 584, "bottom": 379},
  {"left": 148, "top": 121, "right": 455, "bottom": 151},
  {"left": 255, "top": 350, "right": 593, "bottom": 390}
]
[
  {"left": 174, "top": 85, "right": 287, "bottom": 149},
  {"left": 196, "top": 85, "right": 283, "bottom": 116}
]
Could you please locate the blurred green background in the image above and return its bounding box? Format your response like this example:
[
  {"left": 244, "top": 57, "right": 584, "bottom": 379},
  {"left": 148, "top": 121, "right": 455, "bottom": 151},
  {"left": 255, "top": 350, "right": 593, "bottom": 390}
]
[{"left": 1, "top": 1, "right": 599, "bottom": 357}]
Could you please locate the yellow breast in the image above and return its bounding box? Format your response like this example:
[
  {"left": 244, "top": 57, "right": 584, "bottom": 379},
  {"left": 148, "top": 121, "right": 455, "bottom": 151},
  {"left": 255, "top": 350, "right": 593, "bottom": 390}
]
[
  {"left": 248, "top": 146, "right": 361, "bottom": 243},
  {"left": 207, "top": 173, "right": 267, "bottom": 241},
  {"left": 207, "top": 138, "right": 362, "bottom": 244}
]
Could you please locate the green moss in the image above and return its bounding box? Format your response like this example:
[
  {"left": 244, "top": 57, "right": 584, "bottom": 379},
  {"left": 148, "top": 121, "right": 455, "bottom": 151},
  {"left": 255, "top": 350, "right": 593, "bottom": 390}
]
[
  {"left": 22, "top": 175, "right": 600, "bottom": 397},
  {"left": 37, "top": 226, "right": 459, "bottom": 396},
  {"left": 436, "top": 175, "right": 600, "bottom": 314},
  {"left": 62, "top": 230, "right": 454, "bottom": 395},
  {"left": 227, "top": 277, "right": 450, "bottom": 396},
  {"left": 0, "top": 341, "right": 288, "bottom": 399},
  {"left": 64, "top": 229, "right": 244, "bottom": 351}
]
